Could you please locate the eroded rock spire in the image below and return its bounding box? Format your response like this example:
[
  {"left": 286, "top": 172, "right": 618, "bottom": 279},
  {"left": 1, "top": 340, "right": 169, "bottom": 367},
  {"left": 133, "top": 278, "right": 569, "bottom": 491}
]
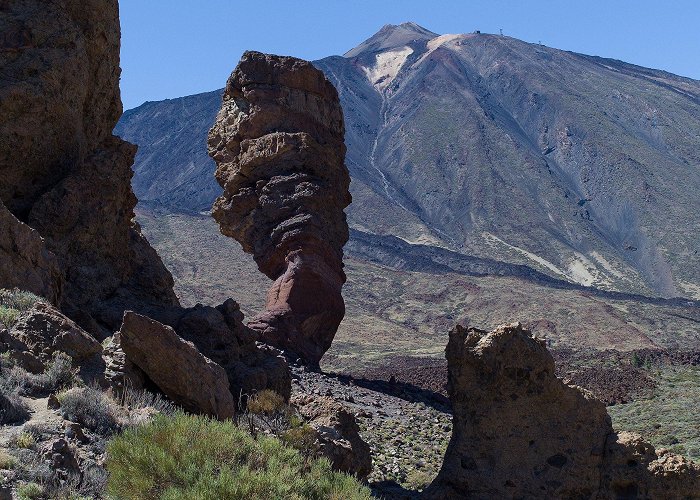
[{"left": 208, "top": 51, "right": 351, "bottom": 366}]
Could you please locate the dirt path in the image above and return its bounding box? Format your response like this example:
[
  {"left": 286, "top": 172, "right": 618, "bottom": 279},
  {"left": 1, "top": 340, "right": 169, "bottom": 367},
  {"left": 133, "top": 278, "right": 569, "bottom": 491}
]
[{"left": 0, "top": 396, "right": 61, "bottom": 447}]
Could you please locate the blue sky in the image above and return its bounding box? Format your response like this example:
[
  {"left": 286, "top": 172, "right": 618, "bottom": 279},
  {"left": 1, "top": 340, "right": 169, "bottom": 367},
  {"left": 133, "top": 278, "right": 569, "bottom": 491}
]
[{"left": 119, "top": 0, "right": 700, "bottom": 110}]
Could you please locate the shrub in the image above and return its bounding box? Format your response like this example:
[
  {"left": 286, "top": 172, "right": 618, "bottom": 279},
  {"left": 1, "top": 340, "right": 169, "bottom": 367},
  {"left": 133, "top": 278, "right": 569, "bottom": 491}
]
[
  {"left": 17, "top": 482, "right": 44, "bottom": 500},
  {"left": 106, "top": 412, "right": 371, "bottom": 500},
  {"left": 0, "top": 388, "right": 29, "bottom": 424},
  {"left": 58, "top": 386, "right": 119, "bottom": 434},
  {"left": 0, "top": 305, "right": 19, "bottom": 330},
  {"left": 281, "top": 423, "right": 319, "bottom": 458},
  {"left": 247, "top": 389, "right": 286, "bottom": 415},
  {"left": 12, "top": 431, "right": 35, "bottom": 449},
  {"left": 0, "top": 449, "right": 16, "bottom": 469},
  {"left": 1, "top": 353, "right": 76, "bottom": 396},
  {"left": 118, "top": 384, "right": 178, "bottom": 417},
  {"left": 32, "top": 353, "right": 76, "bottom": 393},
  {"left": 0, "top": 289, "right": 44, "bottom": 311}
]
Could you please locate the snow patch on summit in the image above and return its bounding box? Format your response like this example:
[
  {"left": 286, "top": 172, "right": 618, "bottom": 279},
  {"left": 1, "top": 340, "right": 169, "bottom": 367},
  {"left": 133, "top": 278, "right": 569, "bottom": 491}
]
[{"left": 362, "top": 46, "right": 413, "bottom": 91}]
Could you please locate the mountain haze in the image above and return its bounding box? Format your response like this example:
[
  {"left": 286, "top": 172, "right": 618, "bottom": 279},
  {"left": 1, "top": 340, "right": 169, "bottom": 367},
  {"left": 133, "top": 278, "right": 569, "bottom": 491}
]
[{"left": 115, "top": 23, "right": 700, "bottom": 299}]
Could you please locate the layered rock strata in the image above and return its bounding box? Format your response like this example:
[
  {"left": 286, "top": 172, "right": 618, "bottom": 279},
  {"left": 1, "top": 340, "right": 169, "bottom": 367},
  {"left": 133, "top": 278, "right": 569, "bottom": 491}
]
[
  {"left": 0, "top": 0, "right": 177, "bottom": 334},
  {"left": 425, "top": 323, "right": 700, "bottom": 498},
  {"left": 208, "top": 51, "right": 351, "bottom": 366}
]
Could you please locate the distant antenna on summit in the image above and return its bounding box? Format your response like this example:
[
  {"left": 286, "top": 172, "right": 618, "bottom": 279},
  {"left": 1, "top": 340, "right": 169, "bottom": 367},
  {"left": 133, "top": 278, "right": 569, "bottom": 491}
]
[{"left": 500, "top": 28, "right": 503, "bottom": 36}]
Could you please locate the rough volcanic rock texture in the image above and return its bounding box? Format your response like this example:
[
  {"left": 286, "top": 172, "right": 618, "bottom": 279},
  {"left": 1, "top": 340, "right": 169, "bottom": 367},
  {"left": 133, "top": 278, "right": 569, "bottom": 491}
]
[
  {"left": 425, "top": 323, "right": 700, "bottom": 499},
  {"left": 0, "top": 201, "right": 62, "bottom": 304},
  {"left": 151, "top": 299, "right": 291, "bottom": 400},
  {"left": 0, "top": 0, "right": 177, "bottom": 332},
  {"left": 3, "top": 302, "right": 102, "bottom": 371},
  {"left": 106, "top": 300, "right": 291, "bottom": 402},
  {"left": 208, "top": 51, "right": 351, "bottom": 365},
  {"left": 118, "top": 312, "right": 236, "bottom": 419},
  {"left": 292, "top": 394, "right": 372, "bottom": 480}
]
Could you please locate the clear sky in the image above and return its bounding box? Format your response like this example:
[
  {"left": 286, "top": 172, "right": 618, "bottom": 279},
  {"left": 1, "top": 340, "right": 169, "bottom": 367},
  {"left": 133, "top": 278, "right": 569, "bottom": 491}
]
[{"left": 119, "top": 0, "right": 700, "bottom": 110}]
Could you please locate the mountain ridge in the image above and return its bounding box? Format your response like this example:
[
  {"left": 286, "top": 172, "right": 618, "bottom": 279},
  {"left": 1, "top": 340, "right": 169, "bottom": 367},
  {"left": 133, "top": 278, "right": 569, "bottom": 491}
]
[{"left": 115, "top": 23, "right": 700, "bottom": 299}]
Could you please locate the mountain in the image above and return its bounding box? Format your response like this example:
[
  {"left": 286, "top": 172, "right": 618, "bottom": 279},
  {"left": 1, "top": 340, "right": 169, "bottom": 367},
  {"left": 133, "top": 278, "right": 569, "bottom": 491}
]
[{"left": 115, "top": 23, "right": 700, "bottom": 299}]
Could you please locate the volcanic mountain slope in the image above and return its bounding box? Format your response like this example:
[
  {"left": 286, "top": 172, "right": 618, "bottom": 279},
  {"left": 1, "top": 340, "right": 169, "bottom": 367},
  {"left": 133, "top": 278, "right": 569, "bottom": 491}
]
[{"left": 116, "top": 23, "right": 700, "bottom": 299}]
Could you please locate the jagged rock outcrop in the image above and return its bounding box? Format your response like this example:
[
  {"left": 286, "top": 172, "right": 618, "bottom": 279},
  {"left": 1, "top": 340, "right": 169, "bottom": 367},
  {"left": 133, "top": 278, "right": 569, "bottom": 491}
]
[
  {"left": 207, "top": 51, "right": 351, "bottom": 366},
  {"left": 151, "top": 299, "right": 291, "bottom": 400},
  {"left": 0, "top": 0, "right": 177, "bottom": 335},
  {"left": 2, "top": 302, "right": 102, "bottom": 373},
  {"left": 293, "top": 394, "right": 372, "bottom": 480},
  {"left": 107, "top": 300, "right": 291, "bottom": 404},
  {"left": 0, "top": 202, "right": 62, "bottom": 305},
  {"left": 425, "top": 323, "right": 700, "bottom": 499},
  {"left": 118, "top": 312, "right": 236, "bottom": 419}
]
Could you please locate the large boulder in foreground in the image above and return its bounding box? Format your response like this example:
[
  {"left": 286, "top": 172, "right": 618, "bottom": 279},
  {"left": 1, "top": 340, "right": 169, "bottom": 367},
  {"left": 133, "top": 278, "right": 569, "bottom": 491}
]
[
  {"left": 207, "top": 51, "right": 351, "bottom": 366},
  {"left": 425, "top": 322, "right": 700, "bottom": 499},
  {"left": 0, "top": 0, "right": 177, "bottom": 334},
  {"left": 3, "top": 302, "right": 102, "bottom": 373},
  {"left": 151, "top": 299, "right": 291, "bottom": 400},
  {"left": 293, "top": 394, "right": 372, "bottom": 480},
  {"left": 118, "top": 312, "right": 235, "bottom": 419}
]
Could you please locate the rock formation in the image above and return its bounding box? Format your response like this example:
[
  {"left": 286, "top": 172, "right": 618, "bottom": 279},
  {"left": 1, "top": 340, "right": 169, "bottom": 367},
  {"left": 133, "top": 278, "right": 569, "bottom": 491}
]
[
  {"left": 425, "top": 323, "right": 700, "bottom": 498},
  {"left": 208, "top": 51, "right": 351, "bottom": 366},
  {"left": 150, "top": 300, "right": 291, "bottom": 400},
  {"left": 293, "top": 394, "right": 372, "bottom": 480},
  {"left": 118, "top": 312, "right": 236, "bottom": 419},
  {"left": 0, "top": 202, "right": 62, "bottom": 305},
  {"left": 107, "top": 300, "right": 291, "bottom": 409},
  {"left": 2, "top": 302, "right": 102, "bottom": 373},
  {"left": 0, "top": 0, "right": 178, "bottom": 335}
]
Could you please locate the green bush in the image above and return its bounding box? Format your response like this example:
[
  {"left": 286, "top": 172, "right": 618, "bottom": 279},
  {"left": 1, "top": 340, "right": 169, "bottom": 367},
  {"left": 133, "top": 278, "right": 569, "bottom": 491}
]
[
  {"left": 0, "top": 305, "right": 19, "bottom": 330},
  {"left": 17, "top": 482, "right": 43, "bottom": 500},
  {"left": 107, "top": 412, "right": 371, "bottom": 500},
  {"left": 0, "top": 288, "right": 44, "bottom": 312}
]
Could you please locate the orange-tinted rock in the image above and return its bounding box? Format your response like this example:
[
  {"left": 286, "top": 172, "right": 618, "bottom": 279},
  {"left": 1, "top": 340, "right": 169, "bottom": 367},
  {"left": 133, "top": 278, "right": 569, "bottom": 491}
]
[
  {"left": 0, "top": 0, "right": 177, "bottom": 334},
  {"left": 208, "top": 51, "right": 351, "bottom": 366}
]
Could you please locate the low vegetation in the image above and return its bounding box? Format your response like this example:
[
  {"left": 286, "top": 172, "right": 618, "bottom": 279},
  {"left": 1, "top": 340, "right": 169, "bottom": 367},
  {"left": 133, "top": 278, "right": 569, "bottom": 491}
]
[
  {"left": 608, "top": 366, "right": 700, "bottom": 460},
  {"left": 0, "top": 289, "right": 44, "bottom": 330},
  {"left": 106, "top": 412, "right": 371, "bottom": 500}
]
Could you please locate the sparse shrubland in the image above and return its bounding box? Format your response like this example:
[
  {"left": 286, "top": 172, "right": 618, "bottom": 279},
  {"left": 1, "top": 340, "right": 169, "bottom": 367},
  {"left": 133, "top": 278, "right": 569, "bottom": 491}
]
[
  {"left": 106, "top": 412, "right": 371, "bottom": 500},
  {"left": 0, "top": 289, "right": 44, "bottom": 330}
]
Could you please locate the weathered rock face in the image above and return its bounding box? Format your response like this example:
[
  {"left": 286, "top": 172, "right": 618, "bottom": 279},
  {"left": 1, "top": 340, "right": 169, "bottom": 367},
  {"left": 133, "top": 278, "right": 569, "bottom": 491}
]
[
  {"left": 0, "top": 0, "right": 177, "bottom": 334},
  {"left": 0, "top": 201, "right": 62, "bottom": 305},
  {"left": 426, "top": 323, "right": 700, "bottom": 499},
  {"left": 107, "top": 300, "right": 291, "bottom": 405},
  {"left": 151, "top": 299, "right": 291, "bottom": 400},
  {"left": 208, "top": 51, "right": 351, "bottom": 366},
  {"left": 118, "top": 312, "right": 236, "bottom": 419},
  {"left": 293, "top": 394, "right": 372, "bottom": 480},
  {"left": 3, "top": 302, "right": 102, "bottom": 373}
]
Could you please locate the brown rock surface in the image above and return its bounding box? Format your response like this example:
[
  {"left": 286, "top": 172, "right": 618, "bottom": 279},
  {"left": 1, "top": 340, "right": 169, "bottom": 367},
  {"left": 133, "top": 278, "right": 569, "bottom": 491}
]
[
  {"left": 151, "top": 299, "right": 291, "bottom": 400},
  {"left": 0, "top": 0, "right": 177, "bottom": 334},
  {"left": 4, "top": 302, "right": 102, "bottom": 371},
  {"left": 208, "top": 51, "right": 351, "bottom": 366},
  {"left": 426, "top": 322, "right": 700, "bottom": 499},
  {"left": 293, "top": 394, "right": 372, "bottom": 480},
  {"left": 118, "top": 312, "right": 235, "bottom": 419},
  {"left": 0, "top": 201, "right": 62, "bottom": 304}
]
